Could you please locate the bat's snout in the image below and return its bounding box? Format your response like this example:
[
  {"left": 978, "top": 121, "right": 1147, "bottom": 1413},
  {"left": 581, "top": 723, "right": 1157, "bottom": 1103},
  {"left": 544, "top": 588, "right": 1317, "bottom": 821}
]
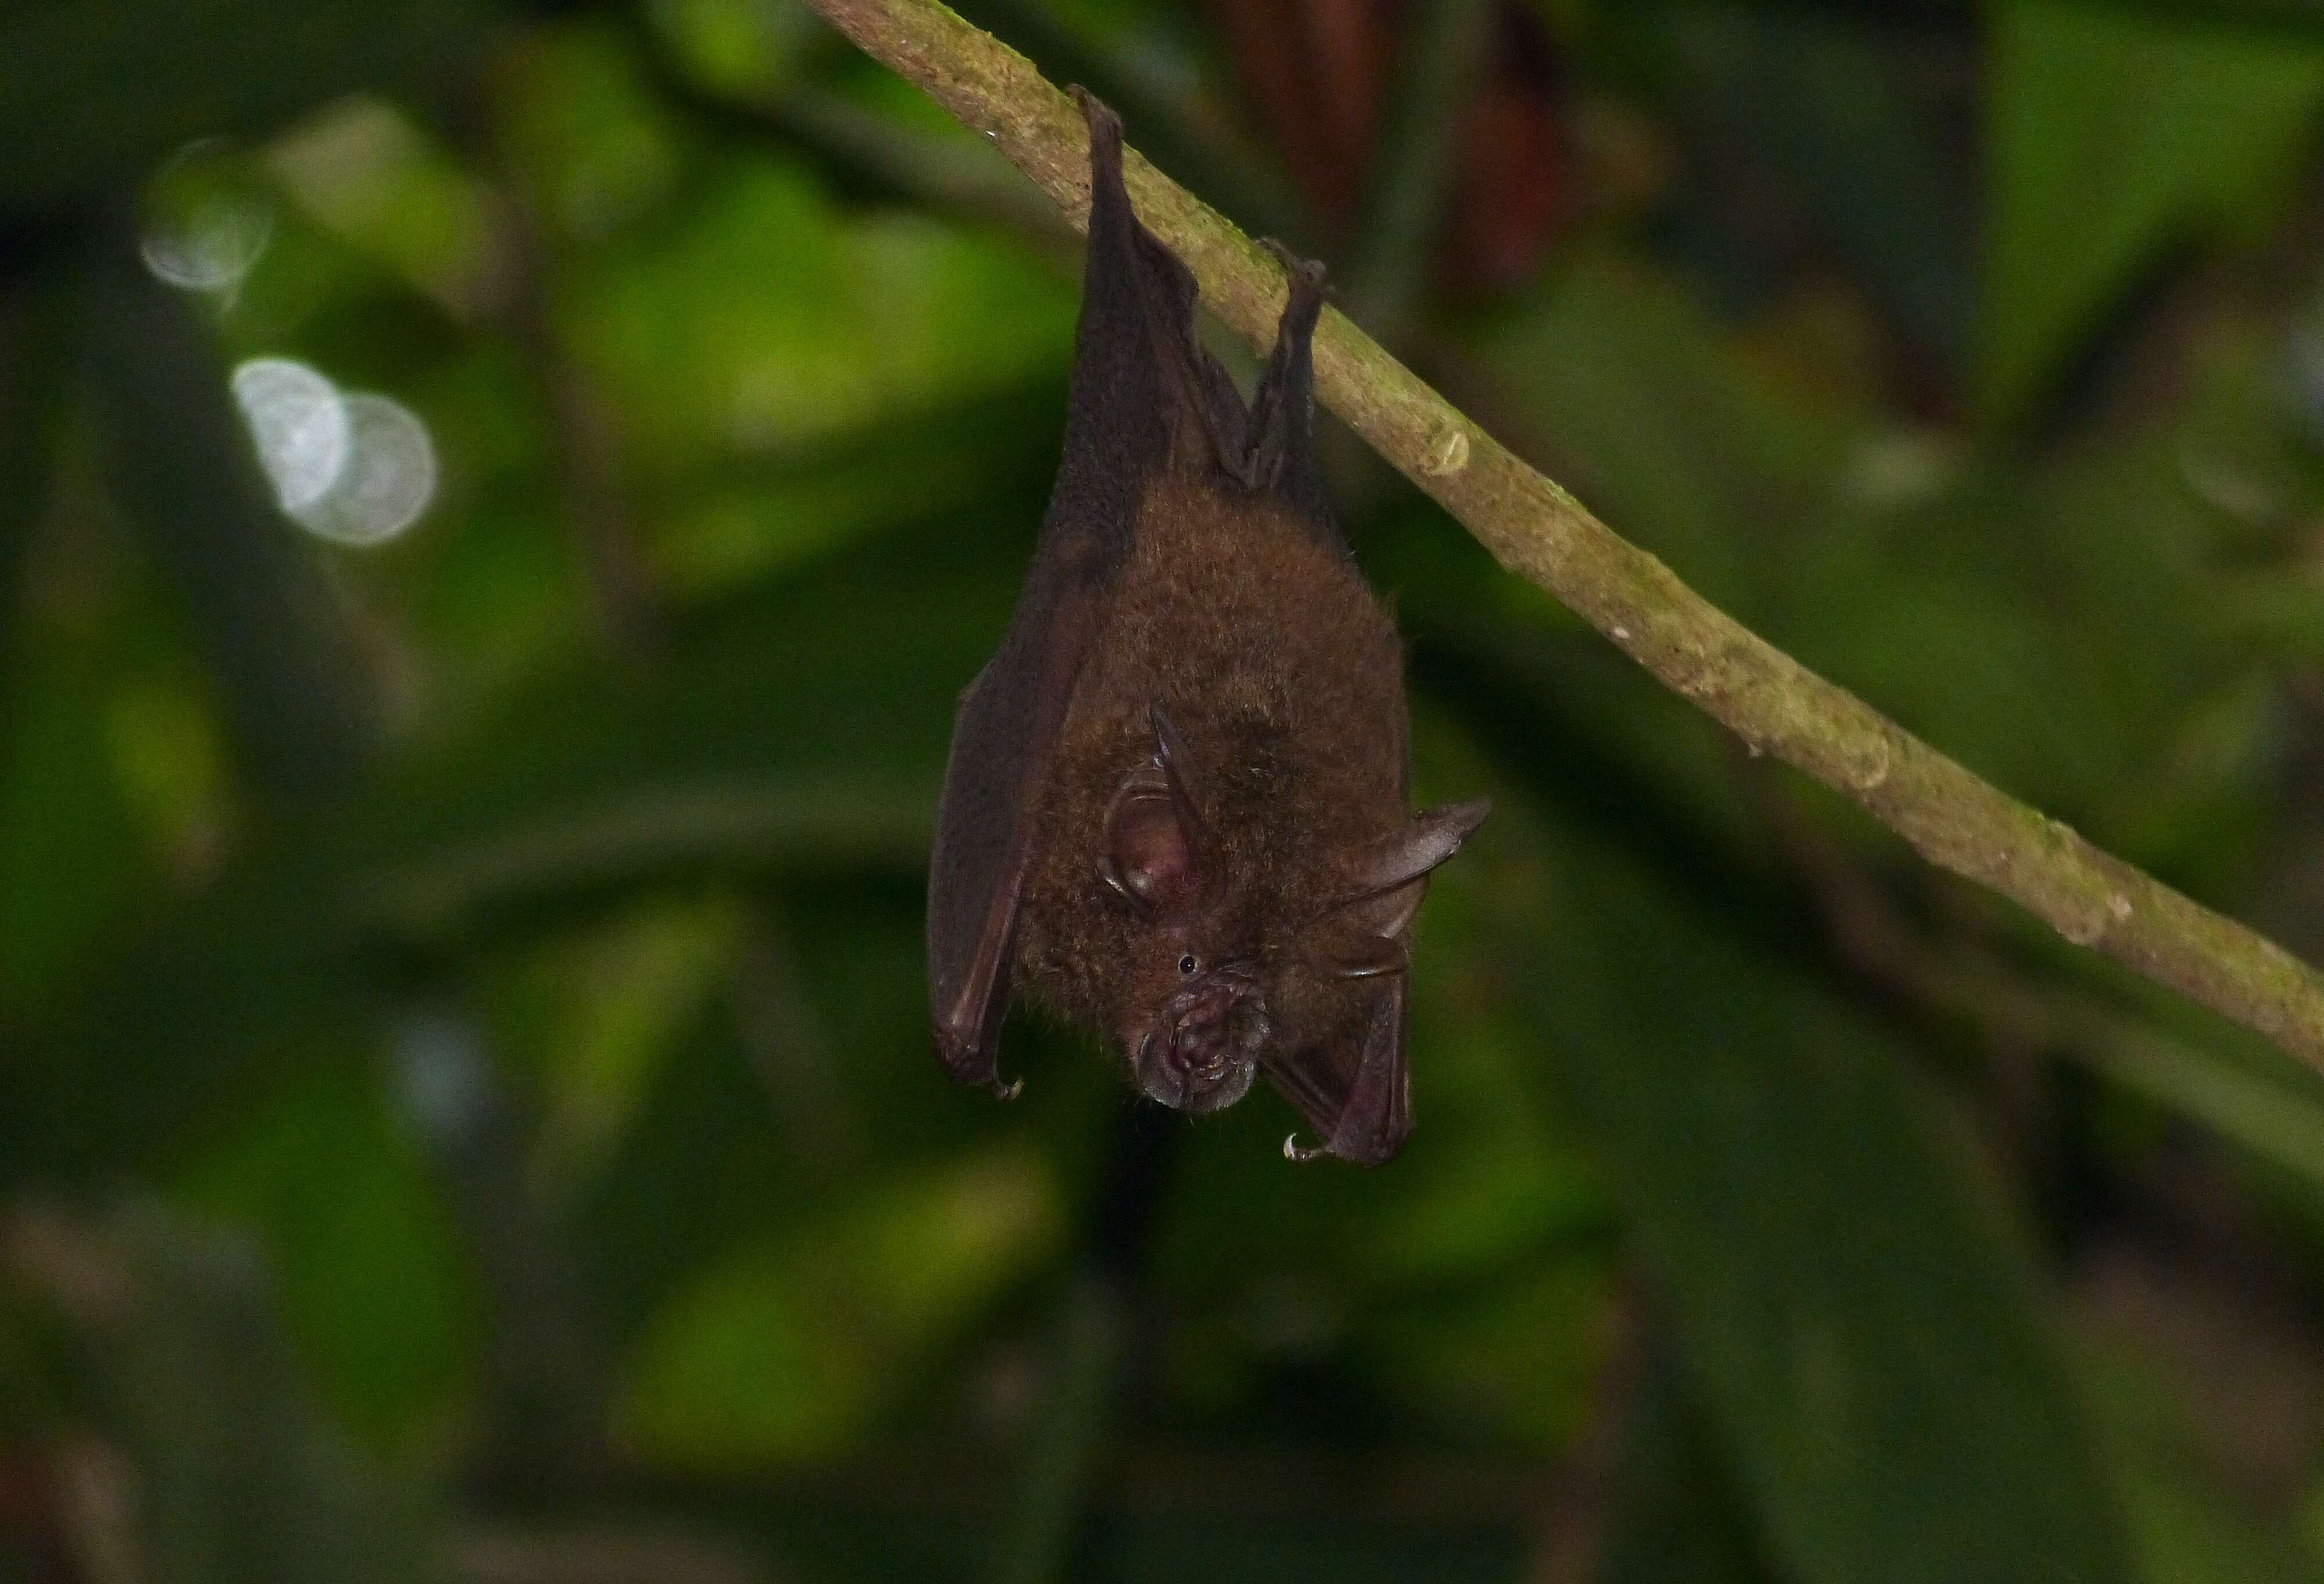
[{"left": 1134, "top": 975, "right": 1267, "bottom": 1115}]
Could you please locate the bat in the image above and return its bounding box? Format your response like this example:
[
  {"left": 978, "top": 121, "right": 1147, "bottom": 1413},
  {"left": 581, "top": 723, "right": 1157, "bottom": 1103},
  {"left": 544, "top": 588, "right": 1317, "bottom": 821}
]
[{"left": 926, "top": 91, "right": 1489, "bottom": 1165}]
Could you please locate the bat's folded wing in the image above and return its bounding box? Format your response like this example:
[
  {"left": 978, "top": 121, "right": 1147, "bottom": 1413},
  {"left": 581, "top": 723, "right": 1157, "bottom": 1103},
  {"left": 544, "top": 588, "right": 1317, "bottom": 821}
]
[
  {"left": 926, "top": 561, "right": 1107, "bottom": 1092},
  {"left": 1264, "top": 979, "right": 1414, "bottom": 1166},
  {"left": 927, "top": 93, "right": 1217, "bottom": 1092},
  {"left": 927, "top": 665, "right": 1030, "bottom": 1090}
]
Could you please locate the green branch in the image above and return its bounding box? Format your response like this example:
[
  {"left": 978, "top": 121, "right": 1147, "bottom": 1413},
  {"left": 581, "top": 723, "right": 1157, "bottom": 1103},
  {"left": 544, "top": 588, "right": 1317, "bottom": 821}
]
[{"left": 795, "top": 0, "right": 2324, "bottom": 1079}]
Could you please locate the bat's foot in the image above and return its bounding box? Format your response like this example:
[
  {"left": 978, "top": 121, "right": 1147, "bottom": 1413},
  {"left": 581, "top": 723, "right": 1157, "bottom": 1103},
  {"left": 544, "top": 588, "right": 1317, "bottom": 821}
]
[
  {"left": 994, "top": 1075, "right": 1024, "bottom": 1101},
  {"left": 1258, "top": 238, "right": 1329, "bottom": 297},
  {"left": 1069, "top": 85, "right": 1120, "bottom": 152},
  {"left": 1283, "top": 1132, "right": 1327, "bottom": 1164}
]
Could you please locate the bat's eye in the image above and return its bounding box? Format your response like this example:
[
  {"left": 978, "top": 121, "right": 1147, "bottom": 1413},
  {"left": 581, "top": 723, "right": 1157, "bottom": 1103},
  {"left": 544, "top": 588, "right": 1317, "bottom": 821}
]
[{"left": 1178, "top": 954, "right": 1199, "bottom": 976}]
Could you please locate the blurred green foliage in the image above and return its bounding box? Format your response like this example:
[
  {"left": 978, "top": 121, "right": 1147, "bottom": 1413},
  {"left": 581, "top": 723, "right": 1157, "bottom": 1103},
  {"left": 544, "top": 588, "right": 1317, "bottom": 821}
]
[{"left": 8, "top": 1, "right": 2324, "bottom": 1582}]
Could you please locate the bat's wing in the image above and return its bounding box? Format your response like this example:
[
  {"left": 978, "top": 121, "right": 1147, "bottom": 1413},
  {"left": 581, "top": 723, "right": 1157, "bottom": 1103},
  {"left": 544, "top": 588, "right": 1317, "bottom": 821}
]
[
  {"left": 927, "top": 94, "right": 1241, "bottom": 1090},
  {"left": 926, "top": 608, "right": 1084, "bottom": 1092},
  {"left": 1264, "top": 980, "right": 1412, "bottom": 1166}
]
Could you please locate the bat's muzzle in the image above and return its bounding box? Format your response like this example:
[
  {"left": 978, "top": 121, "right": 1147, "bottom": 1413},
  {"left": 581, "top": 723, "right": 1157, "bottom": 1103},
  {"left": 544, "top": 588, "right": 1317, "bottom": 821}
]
[{"left": 1135, "top": 971, "right": 1267, "bottom": 1114}]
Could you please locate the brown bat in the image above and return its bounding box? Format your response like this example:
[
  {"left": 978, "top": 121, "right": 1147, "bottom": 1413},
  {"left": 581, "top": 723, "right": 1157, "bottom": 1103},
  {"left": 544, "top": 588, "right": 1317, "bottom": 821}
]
[{"left": 926, "top": 92, "right": 1488, "bottom": 1165}]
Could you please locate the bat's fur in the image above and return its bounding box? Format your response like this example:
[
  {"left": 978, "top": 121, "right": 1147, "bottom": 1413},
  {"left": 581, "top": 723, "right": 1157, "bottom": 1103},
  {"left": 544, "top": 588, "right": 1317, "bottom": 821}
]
[
  {"left": 923, "top": 91, "right": 1485, "bottom": 1163},
  {"left": 1014, "top": 474, "right": 1410, "bottom": 1071}
]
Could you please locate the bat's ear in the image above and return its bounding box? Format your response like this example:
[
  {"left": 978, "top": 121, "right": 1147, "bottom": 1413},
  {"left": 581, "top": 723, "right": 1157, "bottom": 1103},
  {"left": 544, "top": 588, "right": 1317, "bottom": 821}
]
[
  {"left": 1355, "top": 800, "right": 1493, "bottom": 897},
  {"left": 1103, "top": 703, "right": 1210, "bottom": 912},
  {"left": 1104, "top": 777, "right": 1193, "bottom": 911},
  {"left": 1315, "top": 799, "right": 1493, "bottom": 940}
]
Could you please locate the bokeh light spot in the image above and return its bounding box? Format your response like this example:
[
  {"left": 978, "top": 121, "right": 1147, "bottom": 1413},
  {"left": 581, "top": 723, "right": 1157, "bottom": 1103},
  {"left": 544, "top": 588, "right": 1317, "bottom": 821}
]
[
  {"left": 141, "top": 140, "right": 274, "bottom": 295},
  {"left": 292, "top": 393, "right": 438, "bottom": 547},
  {"left": 230, "top": 357, "right": 349, "bottom": 513},
  {"left": 229, "top": 359, "right": 437, "bottom": 547}
]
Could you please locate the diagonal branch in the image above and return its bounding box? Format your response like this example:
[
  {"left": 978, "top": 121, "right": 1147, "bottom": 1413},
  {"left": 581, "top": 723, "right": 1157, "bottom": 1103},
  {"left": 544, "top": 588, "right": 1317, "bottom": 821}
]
[{"left": 796, "top": 0, "right": 2324, "bottom": 1079}]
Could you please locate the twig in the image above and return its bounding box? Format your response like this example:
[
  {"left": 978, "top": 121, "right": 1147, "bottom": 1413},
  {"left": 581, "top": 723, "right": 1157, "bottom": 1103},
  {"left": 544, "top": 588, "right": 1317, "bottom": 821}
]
[
  {"left": 1748, "top": 755, "right": 2324, "bottom": 1186},
  {"left": 794, "top": 0, "right": 2324, "bottom": 1080}
]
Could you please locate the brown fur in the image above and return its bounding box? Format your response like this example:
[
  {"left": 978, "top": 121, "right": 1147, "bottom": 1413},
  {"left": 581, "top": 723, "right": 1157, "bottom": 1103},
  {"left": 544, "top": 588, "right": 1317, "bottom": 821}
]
[
  {"left": 924, "top": 92, "right": 1484, "bottom": 1163},
  {"left": 1013, "top": 465, "right": 1407, "bottom": 1062}
]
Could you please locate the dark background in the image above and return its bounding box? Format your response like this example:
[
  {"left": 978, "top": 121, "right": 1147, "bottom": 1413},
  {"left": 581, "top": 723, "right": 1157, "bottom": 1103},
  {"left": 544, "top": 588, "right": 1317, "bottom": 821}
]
[{"left": 8, "top": 1, "right": 2324, "bottom": 1580}]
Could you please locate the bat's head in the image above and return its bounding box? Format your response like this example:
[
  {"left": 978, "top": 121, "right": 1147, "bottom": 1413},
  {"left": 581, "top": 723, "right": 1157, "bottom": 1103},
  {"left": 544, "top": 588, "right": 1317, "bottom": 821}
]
[
  {"left": 1102, "top": 706, "right": 1268, "bottom": 1112},
  {"left": 1102, "top": 706, "right": 1490, "bottom": 1117}
]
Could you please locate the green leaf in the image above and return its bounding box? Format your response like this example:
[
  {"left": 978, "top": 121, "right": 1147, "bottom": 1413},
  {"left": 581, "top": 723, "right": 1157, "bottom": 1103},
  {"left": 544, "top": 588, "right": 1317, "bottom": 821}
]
[
  {"left": 1984, "top": 2, "right": 2324, "bottom": 428},
  {"left": 0, "top": 268, "right": 70, "bottom": 703},
  {"left": 171, "top": 1058, "right": 476, "bottom": 1452},
  {"left": 266, "top": 101, "right": 500, "bottom": 317},
  {"left": 21, "top": 1209, "right": 449, "bottom": 1584},
  {"left": 1511, "top": 827, "right": 2136, "bottom": 1584},
  {"left": 1599, "top": 1359, "right": 1783, "bottom": 1584},
  {"left": 1467, "top": 254, "right": 2255, "bottom": 835},
  {"left": 1656, "top": 5, "right": 1974, "bottom": 371},
  {"left": 5, "top": 505, "right": 1031, "bottom": 1186},
  {"left": 1466, "top": 255, "right": 1870, "bottom": 628},
  {"left": 2079, "top": 1331, "right": 2324, "bottom": 1584},
  {"left": 0, "top": 640, "right": 166, "bottom": 1022},
  {"left": 616, "top": 1146, "right": 1064, "bottom": 1465},
  {"left": 1784, "top": 441, "right": 2244, "bottom": 826},
  {"left": 567, "top": 158, "right": 1074, "bottom": 472}
]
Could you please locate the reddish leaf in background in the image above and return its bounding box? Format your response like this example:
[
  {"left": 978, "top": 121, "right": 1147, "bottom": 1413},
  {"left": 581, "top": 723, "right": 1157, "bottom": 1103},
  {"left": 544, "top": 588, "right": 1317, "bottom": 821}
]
[
  {"left": 1454, "top": 13, "right": 1567, "bottom": 292},
  {"left": 1208, "top": 0, "right": 1391, "bottom": 227},
  {"left": 1207, "top": 0, "right": 1568, "bottom": 290},
  {"left": 0, "top": 1448, "right": 80, "bottom": 1583}
]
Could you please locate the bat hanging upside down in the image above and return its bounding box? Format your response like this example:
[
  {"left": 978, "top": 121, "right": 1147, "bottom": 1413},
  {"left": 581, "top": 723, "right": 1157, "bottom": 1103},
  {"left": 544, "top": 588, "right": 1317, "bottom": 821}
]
[{"left": 925, "top": 91, "right": 1490, "bottom": 1165}]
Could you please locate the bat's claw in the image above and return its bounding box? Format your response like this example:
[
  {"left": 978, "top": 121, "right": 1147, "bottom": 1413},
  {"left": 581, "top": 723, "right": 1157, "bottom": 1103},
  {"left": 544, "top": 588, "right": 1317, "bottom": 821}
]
[
  {"left": 1069, "top": 85, "right": 1120, "bottom": 150},
  {"left": 1283, "top": 1132, "right": 1326, "bottom": 1164},
  {"left": 995, "top": 1075, "right": 1024, "bottom": 1101},
  {"left": 1258, "top": 238, "right": 1328, "bottom": 297}
]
